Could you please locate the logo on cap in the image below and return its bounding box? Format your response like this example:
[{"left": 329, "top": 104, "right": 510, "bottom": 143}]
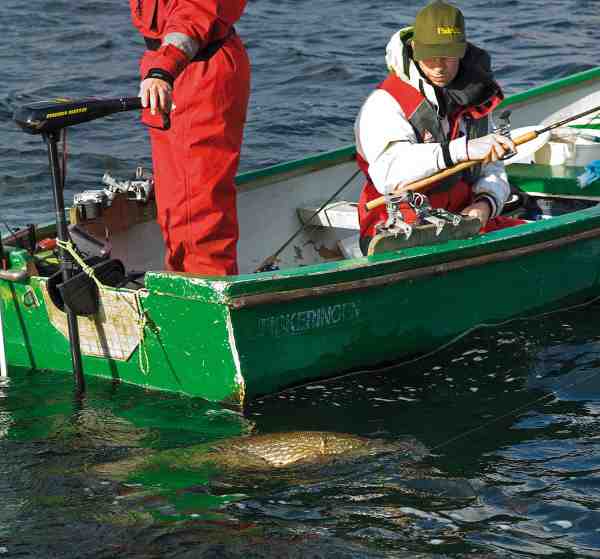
[{"left": 437, "top": 26, "right": 462, "bottom": 37}]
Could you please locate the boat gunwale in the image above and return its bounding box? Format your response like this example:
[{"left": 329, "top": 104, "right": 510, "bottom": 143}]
[
  {"left": 142, "top": 204, "right": 600, "bottom": 306},
  {"left": 228, "top": 223, "right": 600, "bottom": 309}
]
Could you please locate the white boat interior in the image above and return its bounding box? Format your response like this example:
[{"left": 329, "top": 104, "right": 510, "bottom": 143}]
[
  {"left": 68, "top": 157, "right": 365, "bottom": 275},
  {"left": 10, "top": 85, "right": 600, "bottom": 278}
]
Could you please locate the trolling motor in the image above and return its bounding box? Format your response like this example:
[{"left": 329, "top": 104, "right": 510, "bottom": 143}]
[
  {"left": 13, "top": 96, "right": 143, "bottom": 394},
  {"left": 14, "top": 97, "right": 143, "bottom": 135}
]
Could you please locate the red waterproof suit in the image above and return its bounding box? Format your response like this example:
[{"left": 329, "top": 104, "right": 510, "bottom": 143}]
[{"left": 130, "top": 0, "right": 250, "bottom": 275}]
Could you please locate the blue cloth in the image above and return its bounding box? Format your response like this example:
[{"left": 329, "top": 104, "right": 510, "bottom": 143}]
[{"left": 577, "top": 159, "right": 600, "bottom": 189}]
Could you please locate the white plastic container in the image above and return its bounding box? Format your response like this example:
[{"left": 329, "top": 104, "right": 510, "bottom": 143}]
[
  {"left": 533, "top": 127, "right": 600, "bottom": 166},
  {"left": 534, "top": 139, "right": 575, "bottom": 165},
  {"left": 538, "top": 93, "right": 600, "bottom": 166},
  {"left": 573, "top": 134, "right": 600, "bottom": 166}
]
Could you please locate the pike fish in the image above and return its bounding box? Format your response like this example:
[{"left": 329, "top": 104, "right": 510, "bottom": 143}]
[{"left": 94, "top": 430, "right": 425, "bottom": 480}]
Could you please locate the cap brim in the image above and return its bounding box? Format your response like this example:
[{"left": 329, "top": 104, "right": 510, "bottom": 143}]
[{"left": 412, "top": 41, "right": 466, "bottom": 61}]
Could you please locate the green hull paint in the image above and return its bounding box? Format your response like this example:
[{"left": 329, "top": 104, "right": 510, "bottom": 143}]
[
  {"left": 4, "top": 67, "right": 600, "bottom": 406},
  {"left": 233, "top": 227, "right": 600, "bottom": 399},
  {"left": 2, "top": 276, "right": 244, "bottom": 404}
]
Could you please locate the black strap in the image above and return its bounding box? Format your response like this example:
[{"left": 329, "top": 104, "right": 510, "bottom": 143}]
[
  {"left": 144, "top": 37, "right": 162, "bottom": 51},
  {"left": 144, "top": 28, "right": 234, "bottom": 63},
  {"left": 145, "top": 68, "right": 174, "bottom": 87},
  {"left": 440, "top": 140, "right": 453, "bottom": 168}
]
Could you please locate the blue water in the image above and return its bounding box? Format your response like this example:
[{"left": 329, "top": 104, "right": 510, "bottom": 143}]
[{"left": 1, "top": 1, "right": 600, "bottom": 557}]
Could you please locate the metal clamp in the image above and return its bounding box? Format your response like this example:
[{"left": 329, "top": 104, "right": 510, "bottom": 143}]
[
  {"left": 430, "top": 208, "right": 462, "bottom": 227},
  {"left": 424, "top": 215, "right": 446, "bottom": 236},
  {"left": 102, "top": 169, "right": 154, "bottom": 204},
  {"left": 392, "top": 220, "right": 413, "bottom": 239},
  {"left": 379, "top": 193, "right": 413, "bottom": 239}
]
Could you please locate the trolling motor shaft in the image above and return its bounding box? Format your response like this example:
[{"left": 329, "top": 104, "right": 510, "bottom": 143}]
[
  {"left": 45, "top": 130, "right": 85, "bottom": 393},
  {"left": 13, "top": 95, "right": 144, "bottom": 395}
]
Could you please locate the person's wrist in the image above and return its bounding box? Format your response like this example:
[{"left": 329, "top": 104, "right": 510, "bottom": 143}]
[
  {"left": 144, "top": 68, "right": 174, "bottom": 88},
  {"left": 140, "top": 45, "right": 188, "bottom": 82},
  {"left": 473, "top": 195, "right": 496, "bottom": 218},
  {"left": 450, "top": 136, "right": 468, "bottom": 163}
]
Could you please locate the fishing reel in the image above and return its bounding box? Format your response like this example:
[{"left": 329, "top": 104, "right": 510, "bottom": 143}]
[
  {"left": 376, "top": 191, "right": 465, "bottom": 240},
  {"left": 493, "top": 110, "right": 517, "bottom": 161}
]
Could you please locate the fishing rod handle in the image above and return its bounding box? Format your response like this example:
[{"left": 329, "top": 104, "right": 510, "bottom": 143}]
[
  {"left": 513, "top": 129, "right": 538, "bottom": 146},
  {"left": 364, "top": 130, "right": 540, "bottom": 212},
  {"left": 364, "top": 160, "right": 477, "bottom": 212}
]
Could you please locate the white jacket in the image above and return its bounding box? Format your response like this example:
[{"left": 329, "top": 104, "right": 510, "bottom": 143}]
[{"left": 355, "top": 29, "right": 510, "bottom": 217}]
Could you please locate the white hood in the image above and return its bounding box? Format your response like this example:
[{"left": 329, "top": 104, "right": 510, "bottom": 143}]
[
  {"left": 384, "top": 28, "right": 439, "bottom": 109},
  {"left": 385, "top": 29, "right": 410, "bottom": 80}
]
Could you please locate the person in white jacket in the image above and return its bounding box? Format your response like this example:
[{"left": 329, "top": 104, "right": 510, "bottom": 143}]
[{"left": 356, "top": 0, "right": 515, "bottom": 253}]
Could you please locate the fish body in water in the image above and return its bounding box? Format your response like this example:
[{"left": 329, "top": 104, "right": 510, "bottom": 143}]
[
  {"left": 95, "top": 431, "right": 424, "bottom": 479},
  {"left": 209, "top": 430, "right": 396, "bottom": 467}
]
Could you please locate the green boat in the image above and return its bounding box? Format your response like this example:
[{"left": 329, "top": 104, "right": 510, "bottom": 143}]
[{"left": 3, "top": 68, "right": 600, "bottom": 407}]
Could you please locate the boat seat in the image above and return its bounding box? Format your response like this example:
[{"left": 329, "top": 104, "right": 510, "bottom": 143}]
[
  {"left": 296, "top": 202, "right": 363, "bottom": 260},
  {"left": 297, "top": 201, "right": 359, "bottom": 230}
]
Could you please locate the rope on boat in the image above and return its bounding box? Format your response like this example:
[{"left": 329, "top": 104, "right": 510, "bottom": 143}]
[
  {"left": 54, "top": 239, "right": 151, "bottom": 375},
  {"left": 56, "top": 239, "right": 105, "bottom": 292},
  {"left": 133, "top": 295, "right": 150, "bottom": 376}
]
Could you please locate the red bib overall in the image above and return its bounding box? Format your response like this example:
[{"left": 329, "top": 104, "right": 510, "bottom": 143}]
[{"left": 130, "top": 0, "right": 250, "bottom": 275}]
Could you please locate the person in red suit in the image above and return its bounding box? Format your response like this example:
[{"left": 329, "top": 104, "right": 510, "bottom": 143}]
[{"left": 129, "top": 0, "right": 250, "bottom": 275}]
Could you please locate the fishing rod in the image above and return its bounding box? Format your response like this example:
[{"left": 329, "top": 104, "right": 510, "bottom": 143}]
[
  {"left": 13, "top": 96, "right": 144, "bottom": 394},
  {"left": 365, "top": 103, "right": 600, "bottom": 213}
]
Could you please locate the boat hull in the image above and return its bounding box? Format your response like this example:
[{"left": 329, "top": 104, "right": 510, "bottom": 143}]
[
  {"left": 229, "top": 211, "right": 600, "bottom": 400},
  {"left": 4, "top": 177, "right": 600, "bottom": 407}
]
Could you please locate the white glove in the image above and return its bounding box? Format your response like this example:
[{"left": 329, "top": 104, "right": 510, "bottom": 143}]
[{"left": 467, "top": 133, "right": 515, "bottom": 162}]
